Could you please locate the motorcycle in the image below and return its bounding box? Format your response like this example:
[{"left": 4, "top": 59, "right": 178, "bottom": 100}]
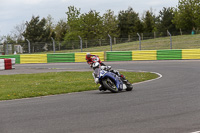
[{"left": 92, "top": 62, "right": 133, "bottom": 93}]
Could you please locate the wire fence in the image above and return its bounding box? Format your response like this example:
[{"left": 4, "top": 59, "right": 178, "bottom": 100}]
[{"left": 0, "top": 31, "right": 200, "bottom": 55}]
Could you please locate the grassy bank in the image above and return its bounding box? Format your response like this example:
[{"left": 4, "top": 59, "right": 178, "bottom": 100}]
[
  {"left": 40, "top": 34, "right": 200, "bottom": 53},
  {"left": 0, "top": 71, "right": 158, "bottom": 100}
]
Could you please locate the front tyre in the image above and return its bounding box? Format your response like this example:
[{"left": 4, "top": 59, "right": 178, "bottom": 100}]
[
  {"left": 102, "top": 78, "right": 118, "bottom": 93},
  {"left": 126, "top": 84, "right": 133, "bottom": 91}
]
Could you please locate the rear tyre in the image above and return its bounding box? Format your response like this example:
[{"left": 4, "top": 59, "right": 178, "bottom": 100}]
[{"left": 102, "top": 78, "right": 118, "bottom": 93}]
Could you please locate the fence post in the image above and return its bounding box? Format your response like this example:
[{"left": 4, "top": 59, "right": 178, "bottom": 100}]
[
  {"left": 6, "top": 43, "right": 8, "bottom": 55},
  {"left": 26, "top": 39, "right": 31, "bottom": 53},
  {"left": 78, "top": 36, "right": 82, "bottom": 52},
  {"left": 167, "top": 30, "right": 172, "bottom": 49},
  {"left": 108, "top": 34, "right": 112, "bottom": 51},
  {"left": 51, "top": 37, "right": 55, "bottom": 53},
  {"left": 59, "top": 42, "right": 61, "bottom": 51},
  {"left": 137, "top": 33, "right": 141, "bottom": 50}
]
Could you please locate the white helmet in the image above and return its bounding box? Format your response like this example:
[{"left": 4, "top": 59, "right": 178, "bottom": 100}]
[
  {"left": 92, "top": 62, "right": 100, "bottom": 68},
  {"left": 86, "top": 53, "right": 91, "bottom": 58}
]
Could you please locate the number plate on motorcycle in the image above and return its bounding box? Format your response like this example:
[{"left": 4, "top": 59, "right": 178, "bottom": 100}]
[{"left": 100, "top": 70, "right": 106, "bottom": 77}]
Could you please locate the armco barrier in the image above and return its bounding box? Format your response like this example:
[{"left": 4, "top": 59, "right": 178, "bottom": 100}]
[
  {"left": 20, "top": 54, "right": 47, "bottom": 64},
  {"left": 182, "top": 49, "right": 200, "bottom": 59},
  {"left": 0, "top": 59, "right": 5, "bottom": 70},
  {"left": 157, "top": 50, "right": 182, "bottom": 60},
  {"left": 47, "top": 53, "right": 75, "bottom": 63},
  {"left": 0, "top": 55, "right": 20, "bottom": 64},
  {"left": 106, "top": 51, "right": 132, "bottom": 61},
  {"left": 1, "top": 49, "right": 200, "bottom": 64},
  {"left": 75, "top": 52, "right": 104, "bottom": 62},
  {"left": 132, "top": 50, "right": 157, "bottom": 60}
]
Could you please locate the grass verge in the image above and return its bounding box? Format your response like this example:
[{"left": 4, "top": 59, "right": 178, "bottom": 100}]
[
  {"left": 39, "top": 34, "right": 200, "bottom": 53},
  {"left": 0, "top": 71, "right": 158, "bottom": 100}
]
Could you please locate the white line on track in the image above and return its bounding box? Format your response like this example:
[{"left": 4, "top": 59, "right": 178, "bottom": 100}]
[
  {"left": 133, "top": 71, "right": 162, "bottom": 85},
  {"left": 190, "top": 131, "right": 200, "bottom": 133},
  {"left": 117, "top": 69, "right": 163, "bottom": 85}
]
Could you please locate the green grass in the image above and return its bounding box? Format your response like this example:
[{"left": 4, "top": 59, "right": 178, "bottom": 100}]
[
  {"left": 0, "top": 71, "right": 158, "bottom": 100},
  {"left": 39, "top": 34, "right": 200, "bottom": 53},
  {"left": 82, "top": 34, "right": 200, "bottom": 51}
]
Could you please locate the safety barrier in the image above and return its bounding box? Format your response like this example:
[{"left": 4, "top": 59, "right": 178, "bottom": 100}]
[
  {"left": 0, "top": 55, "right": 20, "bottom": 64},
  {"left": 106, "top": 51, "right": 132, "bottom": 61},
  {"left": 0, "top": 59, "right": 5, "bottom": 70},
  {"left": 157, "top": 50, "right": 182, "bottom": 60},
  {"left": 0, "top": 58, "right": 15, "bottom": 70},
  {"left": 182, "top": 49, "right": 200, "bottom": 59},
  {"left": 4, "top": 59, "right": 12, "bottom": 70},
  {"left": 20, "top": 54, "right": 47, "bottom": 64},
  {"left": 47, "top": 53, "right": 75, "bottom": 63},
  {"left": 11, "top": 58, "right": 16, "bottom": 69},
  {"left": 132, "top": 50, "right": 157, "bottom": 60},
  {"left": 0, "top": 49, "right": 200, "bottom": 64}
]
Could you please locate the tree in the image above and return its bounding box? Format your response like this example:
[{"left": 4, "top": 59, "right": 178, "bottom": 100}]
[
  {"left": 12, "top": 22, "right": 26, "bottom": 43},
  {"left": 102, "top": 9, "right": 119, "bottom": 38},
  {"left": 173, "top": 0, "right": 200, "bottom": 31},
  {"left": 80, "top": 10, "right": 103, "bottom": 40},
  {"left": 157, "top": 7, "right": 177, "bottom": 35},
  {"left": 134, "top": 19, "right": 144, "bottom": 34},
  {"left": 23, "top": 15, "right": 47, "bottom": 42},
  {"left": 118, "top": 7, "right": 139, "bottom": 38},
  {"left": 64, "top": 6, "right": 81, "bottom": 41},
  {"left": 0, "top": 36, "right": 3, "bottom": 43},
  {"left": 23, "top": 15, "right": 51, "bottom": 52},
  {"left": 78, "top": 10, "right": 104, "bottom": 48},
  {"left": 0, "top": 35, "right": 15, "bottom": 44},
  {"left": 143, "top": 10, "right": 156, "bottom": 33},
  {"left": 55, "top": 19, "right": 68, "bottom": 41},
  {"left": 44, "top": 15, "right": 56, "bottom": 42}
]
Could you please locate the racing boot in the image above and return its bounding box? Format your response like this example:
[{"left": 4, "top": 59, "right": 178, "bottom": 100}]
[
  {"left": 99, "top": 85, "right": 106, "bottom": 91},
  {"left": 120, "top": 74, "right": 129, "bottom": 84}
]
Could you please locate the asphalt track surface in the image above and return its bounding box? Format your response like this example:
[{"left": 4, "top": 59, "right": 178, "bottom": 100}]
[{"left": 1, "top": 60, "right": 200, "bottom": 133}]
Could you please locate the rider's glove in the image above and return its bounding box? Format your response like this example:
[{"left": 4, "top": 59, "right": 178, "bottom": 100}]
[{"left": 95, "top": 78, "right": 99, "bottom": 84}]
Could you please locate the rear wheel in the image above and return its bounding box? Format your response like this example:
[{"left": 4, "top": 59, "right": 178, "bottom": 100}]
[{"left": 102, "top": 78, "right": 118, "bottom": 93}]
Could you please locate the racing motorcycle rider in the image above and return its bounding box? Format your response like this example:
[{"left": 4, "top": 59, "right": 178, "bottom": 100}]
[
  {"left": 92, "top": 61, "right": 128, "bottom": 91},
  {"left": 85, "top": 53, "right": 105, "bottom": 67}
]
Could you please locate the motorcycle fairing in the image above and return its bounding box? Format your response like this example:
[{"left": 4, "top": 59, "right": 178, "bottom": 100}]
[{"left": 99, "top": 70, "right": 124, "bottom": 91}]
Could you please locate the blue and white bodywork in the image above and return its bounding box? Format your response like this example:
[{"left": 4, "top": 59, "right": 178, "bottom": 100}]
[
  {"left": 99, "top": 70, "right": 127, "bottom": 91},
  {"left": 92, "top": 62, "right": 133, "bottom": 93}
]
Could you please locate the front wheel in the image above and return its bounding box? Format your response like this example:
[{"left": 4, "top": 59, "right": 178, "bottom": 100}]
[
  {"left": 102, "top": 78, "right": 118, "bottom": 93},
  {"left": 126, "top": 84, "right": 133, "bottom": 91}
]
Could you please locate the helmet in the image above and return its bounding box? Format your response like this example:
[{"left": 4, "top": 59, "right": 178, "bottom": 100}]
[
  {"left": 86, "top": 53, "right": 91, "bottom": 58},
  {"left": 92, "top": 56, "right": 97, "bottom": 62},
  {"left": 92, "top": 56, "right": 99, "bottom": 63},
  {"left": 92, "top": 62, "right": 100, "bottom": 69}
]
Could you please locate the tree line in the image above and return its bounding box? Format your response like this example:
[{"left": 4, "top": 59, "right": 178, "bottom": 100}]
[{"left": 1, "top": 0, "right": 200, "bottom": 44}]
